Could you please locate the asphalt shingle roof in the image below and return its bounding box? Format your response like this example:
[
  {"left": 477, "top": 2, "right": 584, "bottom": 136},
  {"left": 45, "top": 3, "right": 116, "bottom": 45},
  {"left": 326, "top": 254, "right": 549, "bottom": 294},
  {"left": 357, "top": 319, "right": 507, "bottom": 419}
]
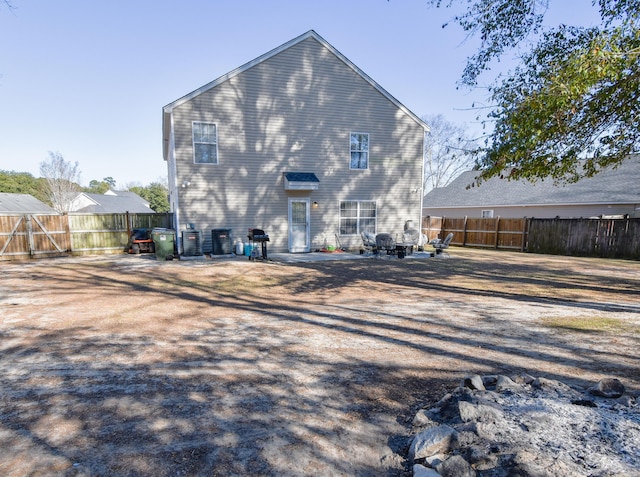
[
  {"left": 0, "top": 193, "right": 56, "bottom": 213},
  {"left": 74, "top": 191, "right": 153, "bottom": 213},
  {"left": 424, "top": 155, "right": 640, "bottom": 208}
]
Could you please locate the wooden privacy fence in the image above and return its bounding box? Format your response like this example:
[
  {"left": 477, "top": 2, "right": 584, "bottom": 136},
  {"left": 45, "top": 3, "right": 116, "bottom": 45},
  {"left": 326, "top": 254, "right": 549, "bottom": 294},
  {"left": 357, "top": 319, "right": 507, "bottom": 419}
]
[
  {"left": 422, "top": 216, "right": 528, "bottom": 251},
  {"left": 527, "top": 218, "right": 640, "bottom": 259},
  {"left": 422, "top": 216, "right": 640, "bottom": 259},
  {"left": 0, "top": 212, "right": 173, "bottom": 261}
]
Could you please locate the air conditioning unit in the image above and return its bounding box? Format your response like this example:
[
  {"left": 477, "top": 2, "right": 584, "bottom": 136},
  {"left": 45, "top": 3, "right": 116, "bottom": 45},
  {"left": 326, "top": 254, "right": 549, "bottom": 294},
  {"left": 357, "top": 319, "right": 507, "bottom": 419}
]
[
  {"left": 211, "top": 228, "right": 232, "bottom": 255},
  {"left": 182, "top": 230, "right": 203, "bottom": 256}
]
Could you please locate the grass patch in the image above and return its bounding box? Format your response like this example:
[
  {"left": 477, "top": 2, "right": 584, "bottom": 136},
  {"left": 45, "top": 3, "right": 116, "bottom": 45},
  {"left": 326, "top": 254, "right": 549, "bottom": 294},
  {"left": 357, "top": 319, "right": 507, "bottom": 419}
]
[
  {"left": 540, "top": 315, "right": 638, "bottom": 333},
  {"left": 213, "top": 276, "right": 281, "bottom": 294}
]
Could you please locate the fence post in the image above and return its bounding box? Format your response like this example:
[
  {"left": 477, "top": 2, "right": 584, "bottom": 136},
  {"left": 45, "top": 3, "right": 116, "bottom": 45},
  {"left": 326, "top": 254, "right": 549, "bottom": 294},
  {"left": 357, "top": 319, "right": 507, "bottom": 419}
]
[
  {"left": 521, "top": 218, "right": 530, "bottom": 252},
  {"left": 463, "top": 216, "right": 468, "bottom": 246},
  {"left": 126, "top": 211, "right": 131, "bottom": 238},
  {"left": 494, "top": 217, "right": 500, "bottom": 249},
  {"left": 26, "top": 214, "right": 35, "bottom": 257}
]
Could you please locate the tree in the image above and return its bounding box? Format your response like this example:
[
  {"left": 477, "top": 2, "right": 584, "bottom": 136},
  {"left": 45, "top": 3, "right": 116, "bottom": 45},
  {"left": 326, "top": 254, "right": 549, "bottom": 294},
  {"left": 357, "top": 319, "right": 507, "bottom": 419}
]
[
  {"left": 128, "top": 182, "right": 169, "bottom": 213},
  {"left": 0, "top": 170, "right": 49, "bottom": 203},
  {"left": 103, "top": 177, "right": 116, "bottom": 189},
  {"left": 39, "top": 151, "right": 81, "bottom": 213},
  {"left": 429, "top": 0, "right": 640, "bottom": 183},
  {"left": 86, "top": 177, "right": 116, "bottom": 194},
  {"left": 422, "top": 114, "right": 477, "bottom": 193}
]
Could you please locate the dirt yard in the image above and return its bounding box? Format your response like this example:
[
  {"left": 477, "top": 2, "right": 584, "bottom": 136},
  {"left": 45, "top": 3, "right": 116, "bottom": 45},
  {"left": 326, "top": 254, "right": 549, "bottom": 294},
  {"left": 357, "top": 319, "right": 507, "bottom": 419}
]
[{"left": 1, "top": 249, "right": 639, "bottom": 476}]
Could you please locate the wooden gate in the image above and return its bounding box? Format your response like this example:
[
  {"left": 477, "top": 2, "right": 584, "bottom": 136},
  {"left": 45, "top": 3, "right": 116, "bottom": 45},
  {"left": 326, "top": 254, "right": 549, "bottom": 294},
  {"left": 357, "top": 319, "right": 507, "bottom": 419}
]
[{"left": 0, "top": 214, "right": 70, "bottom": 260}]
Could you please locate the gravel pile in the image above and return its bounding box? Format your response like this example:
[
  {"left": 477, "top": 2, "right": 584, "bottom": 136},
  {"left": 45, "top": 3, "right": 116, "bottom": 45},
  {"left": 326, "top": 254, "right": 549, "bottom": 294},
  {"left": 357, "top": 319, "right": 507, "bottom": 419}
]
[{"left": 408, "top": 374, "right": 640, "bottom": 476}]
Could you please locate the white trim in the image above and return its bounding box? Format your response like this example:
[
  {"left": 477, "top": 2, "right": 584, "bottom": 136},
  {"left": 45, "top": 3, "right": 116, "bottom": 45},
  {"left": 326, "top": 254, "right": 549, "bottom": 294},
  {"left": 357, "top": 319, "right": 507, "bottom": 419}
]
[
  {"left": 425, "top": 201, "right": 640, "bottom": 209},
  {"left": 338, "top": 199, "right": 377, "bottom": 236},
  {"left": 288, "top": 198, "right": 310, "bottom": 253},
  {"left": 166, "top": 113, "right": 182, "bottom": 251},
  {"left": 349, "top": 132, "right": 369, "bottom": 170},
  {"left": 192, "top": 121, "right": 219, "bottom": 165},
  {"left": 162, "top": 30, "right": 429, "bottom": 132}
]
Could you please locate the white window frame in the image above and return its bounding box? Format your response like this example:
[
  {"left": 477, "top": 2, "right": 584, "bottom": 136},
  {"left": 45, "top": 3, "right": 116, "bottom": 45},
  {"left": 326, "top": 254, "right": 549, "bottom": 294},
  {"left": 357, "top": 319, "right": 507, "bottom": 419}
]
[
  {"left": 192, "top": 121, "right": 218, "bottom": 164},
  {"left": 339, "top": 200, "right": 376, "bottom": 236},
  {"left": 349, "top": 132, "right": 369, "bottom": 170},
  {"left": 481, "top": 209, "right": 494, "bottom": 218}
]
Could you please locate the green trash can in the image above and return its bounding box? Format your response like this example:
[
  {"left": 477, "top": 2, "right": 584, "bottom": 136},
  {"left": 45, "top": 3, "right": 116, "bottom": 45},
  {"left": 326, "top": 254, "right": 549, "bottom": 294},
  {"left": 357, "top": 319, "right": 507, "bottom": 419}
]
[{"left": 151, "top": 228, "right": 176, "bottom": 261}]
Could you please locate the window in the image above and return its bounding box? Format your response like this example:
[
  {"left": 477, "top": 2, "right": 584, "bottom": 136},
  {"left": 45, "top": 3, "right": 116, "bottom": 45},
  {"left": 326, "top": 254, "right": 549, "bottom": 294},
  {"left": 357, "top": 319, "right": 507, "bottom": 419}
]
[
  {"left": 339, "top": 201, "right": 376, "bottom": 235},
  {"left": 350, "top": 132, "right": 369, "bottom": 169},
  {"left": 482, "top": 209, "right": 494, "bottom": 218},
  {"left": 193, "top": 122, "right": 218, "bottom": 164}
]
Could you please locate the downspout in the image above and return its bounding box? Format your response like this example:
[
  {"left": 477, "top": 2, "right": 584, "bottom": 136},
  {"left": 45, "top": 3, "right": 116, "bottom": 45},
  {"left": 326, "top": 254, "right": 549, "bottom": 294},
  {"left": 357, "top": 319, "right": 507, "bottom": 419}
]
[
  {"left": 419, "top": 129, "right": 427, "bottom": 236},
  {"left": 165, "top": 108, "right": 182, "bottom": 253}
]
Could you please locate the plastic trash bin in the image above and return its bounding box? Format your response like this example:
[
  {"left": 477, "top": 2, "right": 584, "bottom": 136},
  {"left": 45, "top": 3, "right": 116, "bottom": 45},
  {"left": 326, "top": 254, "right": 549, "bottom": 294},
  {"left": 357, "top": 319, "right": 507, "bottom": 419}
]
[{"left": 151, "top": 228, "right": 176, "bottom": 261}]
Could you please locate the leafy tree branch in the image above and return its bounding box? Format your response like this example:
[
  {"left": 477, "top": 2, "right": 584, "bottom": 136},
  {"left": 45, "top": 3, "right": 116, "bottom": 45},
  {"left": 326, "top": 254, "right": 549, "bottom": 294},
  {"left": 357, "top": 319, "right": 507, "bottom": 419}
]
[{"left": 429, "top": 0, "right": 640, "bottom": 183}]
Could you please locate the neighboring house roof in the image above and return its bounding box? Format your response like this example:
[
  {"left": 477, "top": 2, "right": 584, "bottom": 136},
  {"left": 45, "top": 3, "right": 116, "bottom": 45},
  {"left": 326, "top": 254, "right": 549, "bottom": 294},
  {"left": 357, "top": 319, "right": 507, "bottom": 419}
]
[
  {"left": 0, "top": 193, "right": 56, "bottom": 213},
  {"left": 162, "top": 29, "right": 429, "bottom": 161},
  {"left": 70, "top": 191, "right": 153, "bottom": 213},
  {"left": 424, "top": 155, "right": 640, "bottom": 208}
]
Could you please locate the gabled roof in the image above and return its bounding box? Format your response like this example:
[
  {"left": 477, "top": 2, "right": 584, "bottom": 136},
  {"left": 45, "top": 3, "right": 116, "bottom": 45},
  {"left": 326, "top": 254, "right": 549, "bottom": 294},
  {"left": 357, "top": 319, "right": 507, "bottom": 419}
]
[
  {"left": 71, "top": 191, "right": 153, "bottom": 213},
  {"left": 0, "top": 193, "right": 56, "bottom": 213},
  {"left": 163, "top": 30, "right": 429, "bottom": 160},
  {"left": 424, "top": 155, "right": 640, "bottom": 208}
]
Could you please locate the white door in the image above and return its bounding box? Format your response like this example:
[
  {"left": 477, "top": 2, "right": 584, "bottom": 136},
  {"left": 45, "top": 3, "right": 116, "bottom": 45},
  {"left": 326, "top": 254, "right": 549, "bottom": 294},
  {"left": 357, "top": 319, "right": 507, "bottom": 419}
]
[{"left": 288, "top": 199, "right": 310, "bottom": 253}]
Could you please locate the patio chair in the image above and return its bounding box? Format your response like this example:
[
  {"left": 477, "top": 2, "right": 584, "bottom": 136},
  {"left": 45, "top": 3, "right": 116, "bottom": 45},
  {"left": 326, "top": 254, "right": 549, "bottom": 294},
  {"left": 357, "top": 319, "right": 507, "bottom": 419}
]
[
  {"left": 402, "top": 229, "right": 421, "bottom": 247},
  {"left": 360, "top": 231, "right": 377, "bottom": 255},
  {"left": 430, "top": 232, "right": 454, "bottom": 257},
  {"left": 375, "top": 233, "right": 396, "bottom": 256}
]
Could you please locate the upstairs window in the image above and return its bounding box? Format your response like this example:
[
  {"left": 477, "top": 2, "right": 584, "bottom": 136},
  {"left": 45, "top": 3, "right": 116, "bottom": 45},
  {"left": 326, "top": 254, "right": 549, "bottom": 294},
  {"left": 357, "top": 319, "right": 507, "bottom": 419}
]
[
  {"left": 350, "top": 132, "right": 369, "bottom": 169},
  {"left": 193, "top": 122, "right": 218, "bottom": 164}
]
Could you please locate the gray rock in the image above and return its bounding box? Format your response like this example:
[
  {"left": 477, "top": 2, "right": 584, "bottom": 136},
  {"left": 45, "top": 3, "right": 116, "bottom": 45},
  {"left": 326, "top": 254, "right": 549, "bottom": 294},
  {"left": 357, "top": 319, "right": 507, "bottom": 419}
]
[
  {"left": 589, "top": 378, "right": 625, "bottom": 398},
  {"left": 463, "top": 374, "right": 486, "bottom": 391},
  {"left": 413, "top": 409, "right": 439, "bottom": 428},
  {"left": 436, "top": 455, "right": 476, "bottom": 477},
  {"left": 424, "top": 453, "right": 447, "bottom": 468},
  {"left": 456, "top": 430, "right": 480, "bottom": 448},
  {"left": 495, "top": 375, "right": 522, "bottom": 393},
  {"left": 615, "top": 394, "right": 635, "bottom": 407},
  {"left": 459, "top": 399, "right": 504, "bottom": 423},
  {"left": 511, "top": 373, "right": 536, "bottom": 385},
  {"left": 532, "top": 377, "right": 575, "bottom": 395},
  {"left": 467, "top": 444, "right": 498, "bottom": 468},
  {"left": 409, "top": 425, "right": 458, "bottom": 462},
  {"left": 482, "top": 375, "right": 498, "bottom": 387},
  {"left": 413, "top": 464, "right": 442, "bottom": 476}
]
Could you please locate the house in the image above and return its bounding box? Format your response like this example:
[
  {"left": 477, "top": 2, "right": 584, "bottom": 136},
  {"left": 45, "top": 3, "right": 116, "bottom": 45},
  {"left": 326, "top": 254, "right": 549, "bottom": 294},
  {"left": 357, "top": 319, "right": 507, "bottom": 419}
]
[
  {"left": 69, "top": 190, "right": 154, "bottom": 213},
  {"left": 162, "top": 30, "right": 429, "bottom": 254},
  {"left": 422, "top": 154, "right": 640, "bottom": 219},
  {"left": 0, "top": 193, "right": 56, "bottom": 214}
]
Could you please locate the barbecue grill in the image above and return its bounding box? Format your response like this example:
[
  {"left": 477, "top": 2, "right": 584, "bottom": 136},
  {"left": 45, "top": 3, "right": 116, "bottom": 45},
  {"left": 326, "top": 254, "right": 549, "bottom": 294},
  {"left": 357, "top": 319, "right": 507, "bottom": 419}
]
[{"left": 248, "top": 228, "right": 270, "bottom": 261}]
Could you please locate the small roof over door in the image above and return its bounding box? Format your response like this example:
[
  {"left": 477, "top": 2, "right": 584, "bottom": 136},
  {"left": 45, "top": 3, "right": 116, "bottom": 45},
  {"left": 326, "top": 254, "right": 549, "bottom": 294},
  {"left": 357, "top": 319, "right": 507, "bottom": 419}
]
[{"left": 283, "top": 172, "right": 320, "bottom": 191}]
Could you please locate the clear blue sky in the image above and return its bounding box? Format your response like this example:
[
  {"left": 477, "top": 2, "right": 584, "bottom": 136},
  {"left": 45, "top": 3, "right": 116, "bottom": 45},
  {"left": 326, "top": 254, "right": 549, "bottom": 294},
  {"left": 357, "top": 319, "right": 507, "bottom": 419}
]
[{"left": 0, "top": 0, "right": 600, "bottom": 187}]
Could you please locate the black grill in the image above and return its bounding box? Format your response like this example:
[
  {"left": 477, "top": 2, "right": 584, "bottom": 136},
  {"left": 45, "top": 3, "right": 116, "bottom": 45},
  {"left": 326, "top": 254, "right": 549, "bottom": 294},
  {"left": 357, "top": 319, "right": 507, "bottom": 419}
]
[{"left": 247, "top": 228, "right": 270, "bottom": 260}]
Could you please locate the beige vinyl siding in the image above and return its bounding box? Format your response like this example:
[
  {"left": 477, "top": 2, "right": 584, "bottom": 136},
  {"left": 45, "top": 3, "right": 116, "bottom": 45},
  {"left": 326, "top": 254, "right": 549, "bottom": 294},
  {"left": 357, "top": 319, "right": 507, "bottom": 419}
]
[{"left": 171, "top": 36, "right": 424, "bottom": 252}]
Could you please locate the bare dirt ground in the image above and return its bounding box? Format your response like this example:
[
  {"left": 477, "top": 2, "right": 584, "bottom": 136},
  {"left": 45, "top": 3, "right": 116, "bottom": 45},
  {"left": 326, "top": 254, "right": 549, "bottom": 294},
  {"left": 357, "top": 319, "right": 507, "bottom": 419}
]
[{"left": 0, "top": 249, "right": 639, "bottom": 476}]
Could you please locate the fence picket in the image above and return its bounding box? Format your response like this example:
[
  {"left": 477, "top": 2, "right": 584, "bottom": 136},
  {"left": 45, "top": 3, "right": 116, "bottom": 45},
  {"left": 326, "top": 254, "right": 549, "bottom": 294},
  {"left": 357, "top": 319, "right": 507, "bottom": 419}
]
[
  {"left": 422, "top": 216, "right": 639, "bottom": 260},
  {"left": 0, "top": 213, "right": 173, "bottom": 261}
]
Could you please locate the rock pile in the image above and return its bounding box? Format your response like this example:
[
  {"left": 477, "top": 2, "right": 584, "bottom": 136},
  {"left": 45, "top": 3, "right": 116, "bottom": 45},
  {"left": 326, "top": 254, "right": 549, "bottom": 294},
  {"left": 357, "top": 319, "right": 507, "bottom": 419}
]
[{"left": 407, "top": 374, "right": 640, "bottom": 477}]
